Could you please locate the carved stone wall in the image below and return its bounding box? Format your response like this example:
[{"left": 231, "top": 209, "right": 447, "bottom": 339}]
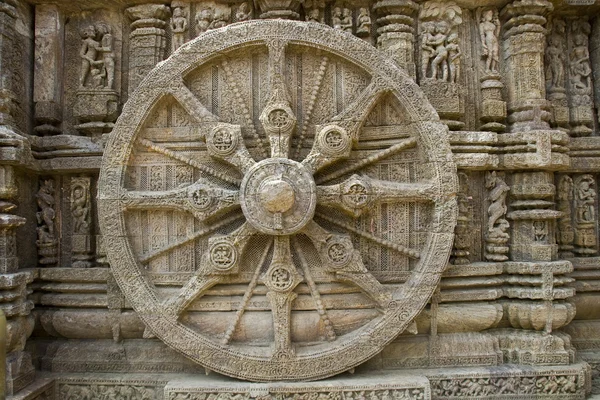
[{"left": 1, "top": 0, "right": 600, "bottom": 398}]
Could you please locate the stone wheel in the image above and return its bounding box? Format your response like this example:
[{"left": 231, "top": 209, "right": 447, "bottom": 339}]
[{"left": 98, "top": 20, "right": 457, "bottom": 381}]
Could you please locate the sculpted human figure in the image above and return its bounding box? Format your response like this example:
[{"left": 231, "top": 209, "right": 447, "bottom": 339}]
[
  {"left": 71, "top": 184, "right": 90, "bottom": 234},
  {"left": 79, "top": 25, "right": 102, "bottom": 88},
  {"left": 430, "top": 22, "right": 450, "bottom": 80},
  {"left": 478, "top": 9, "right": 500, "bottom": 74},
  {"left": 486, "top": 171, "right": 509, "bottom": 237},
  {"left": 36, "top": 179, "right": 56, "bottom": 241},
  {"left": 576, "top": 177, "right": 596, "bottom": 223},
  {"left": 196, "top": 9, "right": 213, "bottom": 36},
  {"left": 570, "top": 33, "right": 592, "bottom": 90},
  {"left": 546, "top": 35, "right": 565, "bottom": 90},
  {"left": 356, "top": 8, "right": 371, "bottom": 35},
  {"left": 96, "top": 23, "right": 115, "bottom": 89},
  {"left": 171, "top": 7, "right": 188, "bottom": 51},
  {"left": 209, "top": 9, "right": 229, "bottom": 29},
  {"left": 332, "top": 7, "right": 343, "bottom": 30},
  {"left": 341, "top": 8, "right": 353, "bottom": 33},
  {"left": 446, "top": 32, "right": 461, "bottom": 83},
  {"left": 236, "top": 2, "right": 251, "bottom": 21},
  {"left": 420, "top": 22, "right": 435, "bottom": 79},
  {"left": 305, "top": 8, "right": 320, "bottom": 23}
]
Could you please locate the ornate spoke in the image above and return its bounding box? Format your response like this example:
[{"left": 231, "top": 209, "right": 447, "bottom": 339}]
[
  {"left": 165, "top": 222, "right": 257, "bottom": 317},
  {"left": 317, "top": 174, "right": 436, "bottom": 217},
  {"left": 121, "top": 180, "right": 239, "bottom": 222},
  {"left": 137, "top": 138, "right": 241, "bottom": 185},
  {"left": 293, "top": 238, "right": 336, "bottom": 341},
  {"left": 315, "top": 137, "right": 418, "bottom": 185},
  {"left": 301, "top": 77, "right": 390, "bottom": 174},
  {"left": 139, "top": 214, "right": 243, "bottom": 264},
  {"left": 262, "top": 236, "right": 302, "bottom": 359},
  {"left": 260, "top": 39, "right": 296, "bottom": 159},
  {"left": 293, "top": 56, "right": 330, "bottom": 160},
  {"left": 169, "top": 81, "right": 219, "bottom": 124},
  {"left": 222, "top": 239, "right": 273, "bottom": 345},
  {"left": 205, "top": 123, "right": 256, "bottom": 174},
  {"left": 301, "top": 221, "right": 390, "bottom": 308},
  {"left": 315, "top": 212, "right": 420, "bottom": 259}
]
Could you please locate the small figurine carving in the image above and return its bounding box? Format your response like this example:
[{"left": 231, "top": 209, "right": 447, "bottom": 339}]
[
  {"left": 236, "top": 2, "right": 251, "bottom": 21},
  {"left": 209, "top": 9, "right": 230, "bottom": 30},
  {"left": 478, "top": 9, "right": 500, "bottom": 74},
  {"left": 72, "top": 183, "right": 90, "bottom": 234},
  {"left": 430, "top": 22, "right": 449, "bottom": 81},
  {"left": 533, "top": 221, "right": 548, "bottom": 242},
  {"left": 356, "top": 8, "right": 371, "bottom": 36},
  {"left": 485, "top": 171, "right": 510, "bottom": 261},
  {"left": 556, "top": 175, "right": 575, "bottom": 257},
  {"left": 569, "top": 31, "right": 592, "bottom": 91},
  {"left": 546, "top": 19, "right": 566, "bottom": 91},
  {"left": 420, "top": 22, "right": 436, "bottom": 79},
  {"left": 332, "top": 7, "right": 343, "bottom": 30},
  {"left": 575, "top": 176, "right": 596, "bottom": 224},
  {"left": 171, "top": 6, "right": 188, "bottom": 52},
  {"left": 446, "top": 32, "right": 461, "bottom": 83},
  {"left": 36, "top": 179, "right": 58, "bottom": 265},
  {"left": 96, "top": 23, "right": 115, "bottom": 89},
  {"left": 341, "top": 8, "right": 353, "bottom": 33},
  {"left": 78, "top": 25, "right": 102, "bottom": 88},
  {"left": 305, "top": 8, "right": 321, "bottom": 23},
  {"left": 196, "top": 8, "right": 214, "bottom": 36}
]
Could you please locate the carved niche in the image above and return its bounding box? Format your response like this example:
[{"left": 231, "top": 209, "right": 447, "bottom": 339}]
[{"left": 98, "top": 20, "right": 457, "bottom": 381}]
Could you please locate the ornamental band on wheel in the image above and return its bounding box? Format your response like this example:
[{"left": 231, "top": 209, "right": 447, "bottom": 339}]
[{"left": 98, "top": 20, "right": 457, "bottom": 381}]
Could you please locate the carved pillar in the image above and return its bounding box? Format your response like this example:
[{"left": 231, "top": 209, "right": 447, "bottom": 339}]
[
  {"left": 71, "top": 176, "right": 93, "bottom": 268},
  {"left": 33, "top": 5, "right": 64, "bottom": 136},
  {"left": 125, "top": 4, "right": 170, "bottom": 96},
  {"left": 476, "top": 7, "right": 506, "bottom": 133},
  {"left": 500, "top": 0, "right": 553, "bottom": 132},
  {"left": 418, "top": 1, "right": 464, "bottom": 130},
  {"left": 566, "top": 17, "right": 594, "bottom": 137},
  {"left": 373, "top": 0, "right": 418, "bottom": 78}
]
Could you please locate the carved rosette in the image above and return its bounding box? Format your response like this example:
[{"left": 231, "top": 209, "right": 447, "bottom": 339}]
[{"left": 98, "top": 20, "right": 457, "bottom": 381}]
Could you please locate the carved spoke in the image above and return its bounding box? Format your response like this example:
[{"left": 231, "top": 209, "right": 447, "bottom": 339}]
[
  {"left": 222, "top": 239, "right": 273, "bottom": 345},
  {"left": 137, "top": 138, "right": 242, "bottom": 186},
  {"left": 315, "top": 212, "right": 420, "bottom": 259},
  {"left": 205, "top": 123, "right": 257, "bottom": 174},
  {"left": 121, "top": 180, "right": 239, "bottom": 222},
  {"left": 317, "top": 174, "right": 436, "bottom": 218},
  {"left": 169, "top": 81, "right": 219, "bottom": 125},
  {"left": 262, "top": 236, "right": 302, "bottom": 359},
  {"left": 300, "top": 78, "right": 388, "bottom": 174},
  {"left": 260, "top": 39, "right": 296, "bottom": 159},
  {"left": 139, "top": 214, "right": 243, "bottom": 264},
  {"left": 165, "top": 222, "right": 257, "bottom": 318},
  {"left": 315, "top": 137, "right": 418, "bottom": 185},
  {"left": 301, "top": 221, "right": 391, "bottom": 308}
]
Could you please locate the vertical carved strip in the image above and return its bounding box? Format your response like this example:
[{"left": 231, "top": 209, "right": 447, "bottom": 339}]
[
  {"left": 484, "top": 171, "right": 510, "bottom": 261},
  {"left": 567, "top": 17, "right": 594, "bottom": 137},
  {"left": 71, "top": 176, "right": 93, "bottom": 268},
  {"left": 573, "top": 174, "right": 598, "bottom": 256},
  {"left": 36, "top": 178, "right": 58, "bottom": 266}
]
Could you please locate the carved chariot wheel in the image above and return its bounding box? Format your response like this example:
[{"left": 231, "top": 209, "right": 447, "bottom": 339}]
[{"left": 98, "top": 20, "right": 457, "bottom": 381}]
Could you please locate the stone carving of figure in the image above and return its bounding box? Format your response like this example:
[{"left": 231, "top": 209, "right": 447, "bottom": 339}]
[
  {"left": 356, "top": 8, "right": 371, "bottom": 35},
  {"left": 570, "top": 32, "right": 592, "bottom": 91},
  {"left": 71, "top": 183, "right": 90, "bottom": 234},
  {"left": 79, "top": 25, "right": 102, "bottom": 88},
  {"left": 36, "top": 179, "right": 56, "bottom": 243},
  {"left": 533, "top": 221, "right": 548, "bottom": 242},
  {"left": 209, "top": 9, "right": 230, "bottom": 29},
  {"left": 236, "top": 2, "right": 251, "bottom": 22},
  {"left": 446, "top": 32, "right": 461, "bottom": 83},
  {"left": 546, "top": 19, "right": 566, "bottom": 90},
  {"left": 575, "top": 176, "right": 596, "bottom": 223},
  {"left": 478, "top": 9, "right": 500, "bottom": 74},
  {"left": 485, "top": 171, "right": 509, "bottom": 238},
  {"left": 196, "top": 8, "right": 214, "bottom": 36},
  {"left": 171, "top": 7, "right": 188, "bottom": 52},
  {"left": 430, "top": 22, "right": 450, "bottom": 81},
  {"left": 306, "top": 8, "right": 320, "bottom": 23},
  {"left": 420, "top": 22, "right": 435, "bottom": 79},
  {"left": 332, "top": 7, "right": 343, "bottom": 30},
  {"left": 96, "top": 23, "right": 115, "bottom": 89},
  {"left": 341, "top": 8, "right": 353, "bottom": 33}
]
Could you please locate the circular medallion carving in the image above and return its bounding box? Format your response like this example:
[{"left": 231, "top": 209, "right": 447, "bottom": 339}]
[{"left": 98, "top": 20, "right": 456, "bottom": 382}]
